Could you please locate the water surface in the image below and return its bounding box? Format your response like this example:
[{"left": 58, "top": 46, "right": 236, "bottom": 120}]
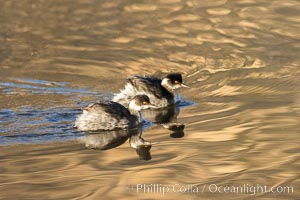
[{"left": 0, "top": 0, "right": 299, "bottom": 199}]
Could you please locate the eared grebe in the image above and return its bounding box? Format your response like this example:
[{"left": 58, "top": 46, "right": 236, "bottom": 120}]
[
  {"left": 75, "top": 95, "right": 154, "bottom": 131},
  {"left": 113, "top": 73, "right": 188, "bottom": 108}
]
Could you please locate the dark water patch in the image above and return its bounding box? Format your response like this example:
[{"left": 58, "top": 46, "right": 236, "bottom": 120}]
[
  {"left": 178, "top": 99, "right": 195, "bottom": 108},
  {"left": 0, "top": 82, "right": 98, "bottom": 95},
  {"left": 0, "top": 0, "right": 299, "bottom": 199},
  {"left": 0, "top": 129, "right": 83, "bottom": 145},
  {"left": 0, "top": 106, "right": 83, "bottom": 145}
]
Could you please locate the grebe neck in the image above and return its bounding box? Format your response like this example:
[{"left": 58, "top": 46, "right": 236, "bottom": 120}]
[
  {"left": 128, "top": 101, "right": 144, "bottom": 122},
  {"left": 161, "top": 78, "right": 175, "bottom": 94}
]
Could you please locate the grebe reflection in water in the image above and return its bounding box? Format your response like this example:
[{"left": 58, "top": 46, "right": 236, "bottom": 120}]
[
  {"left": 79, "top": 127, "right": 153, "bottom": 160},
  {"left": 141, "top": 104, "right": 186, "bottom": 138}
]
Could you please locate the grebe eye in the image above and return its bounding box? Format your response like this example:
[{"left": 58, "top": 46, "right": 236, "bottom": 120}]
[
  {"left": 174, "top": 80, "right": 179, "bottom": 84},
  {"left": 143, "top": 101, "right": 148, "bottom": 105}
]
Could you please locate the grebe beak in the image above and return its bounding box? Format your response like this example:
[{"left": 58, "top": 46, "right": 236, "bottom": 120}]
[
  {"left": 149, "top": 103, "right": 158, "bottom": 109},
  {"left": 180, "top": 83, "right": 190, "bottom": 88}
]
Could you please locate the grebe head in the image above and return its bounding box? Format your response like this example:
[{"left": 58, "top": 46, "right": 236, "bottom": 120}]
[
  {"left": 128, "top": 95, "right": 156, "bottom": 113},
  {"left": 161, "top": 73, "right": 189, "bottom": 90}
]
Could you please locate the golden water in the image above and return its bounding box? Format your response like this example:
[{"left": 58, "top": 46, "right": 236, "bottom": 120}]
[{"left": 0, "top": 0, "right": 299, "bottom": 199}]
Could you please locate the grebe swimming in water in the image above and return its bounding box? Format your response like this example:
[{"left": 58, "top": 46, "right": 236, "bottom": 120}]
[
  {"left": 113, "top": 73, "right": 188, "bottom": 108},
  {"left": 75, "top": 95, "right": 154, "bottom": 131}
]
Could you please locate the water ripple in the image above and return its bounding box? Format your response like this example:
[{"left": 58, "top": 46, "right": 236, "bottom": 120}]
[{"left": 0, "top": 0, "right": 299, "bottom": 199}]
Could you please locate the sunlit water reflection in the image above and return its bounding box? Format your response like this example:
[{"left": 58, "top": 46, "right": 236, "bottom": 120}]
[{"left": 0, "top": 0, "right": 299, "bottom": 199}]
